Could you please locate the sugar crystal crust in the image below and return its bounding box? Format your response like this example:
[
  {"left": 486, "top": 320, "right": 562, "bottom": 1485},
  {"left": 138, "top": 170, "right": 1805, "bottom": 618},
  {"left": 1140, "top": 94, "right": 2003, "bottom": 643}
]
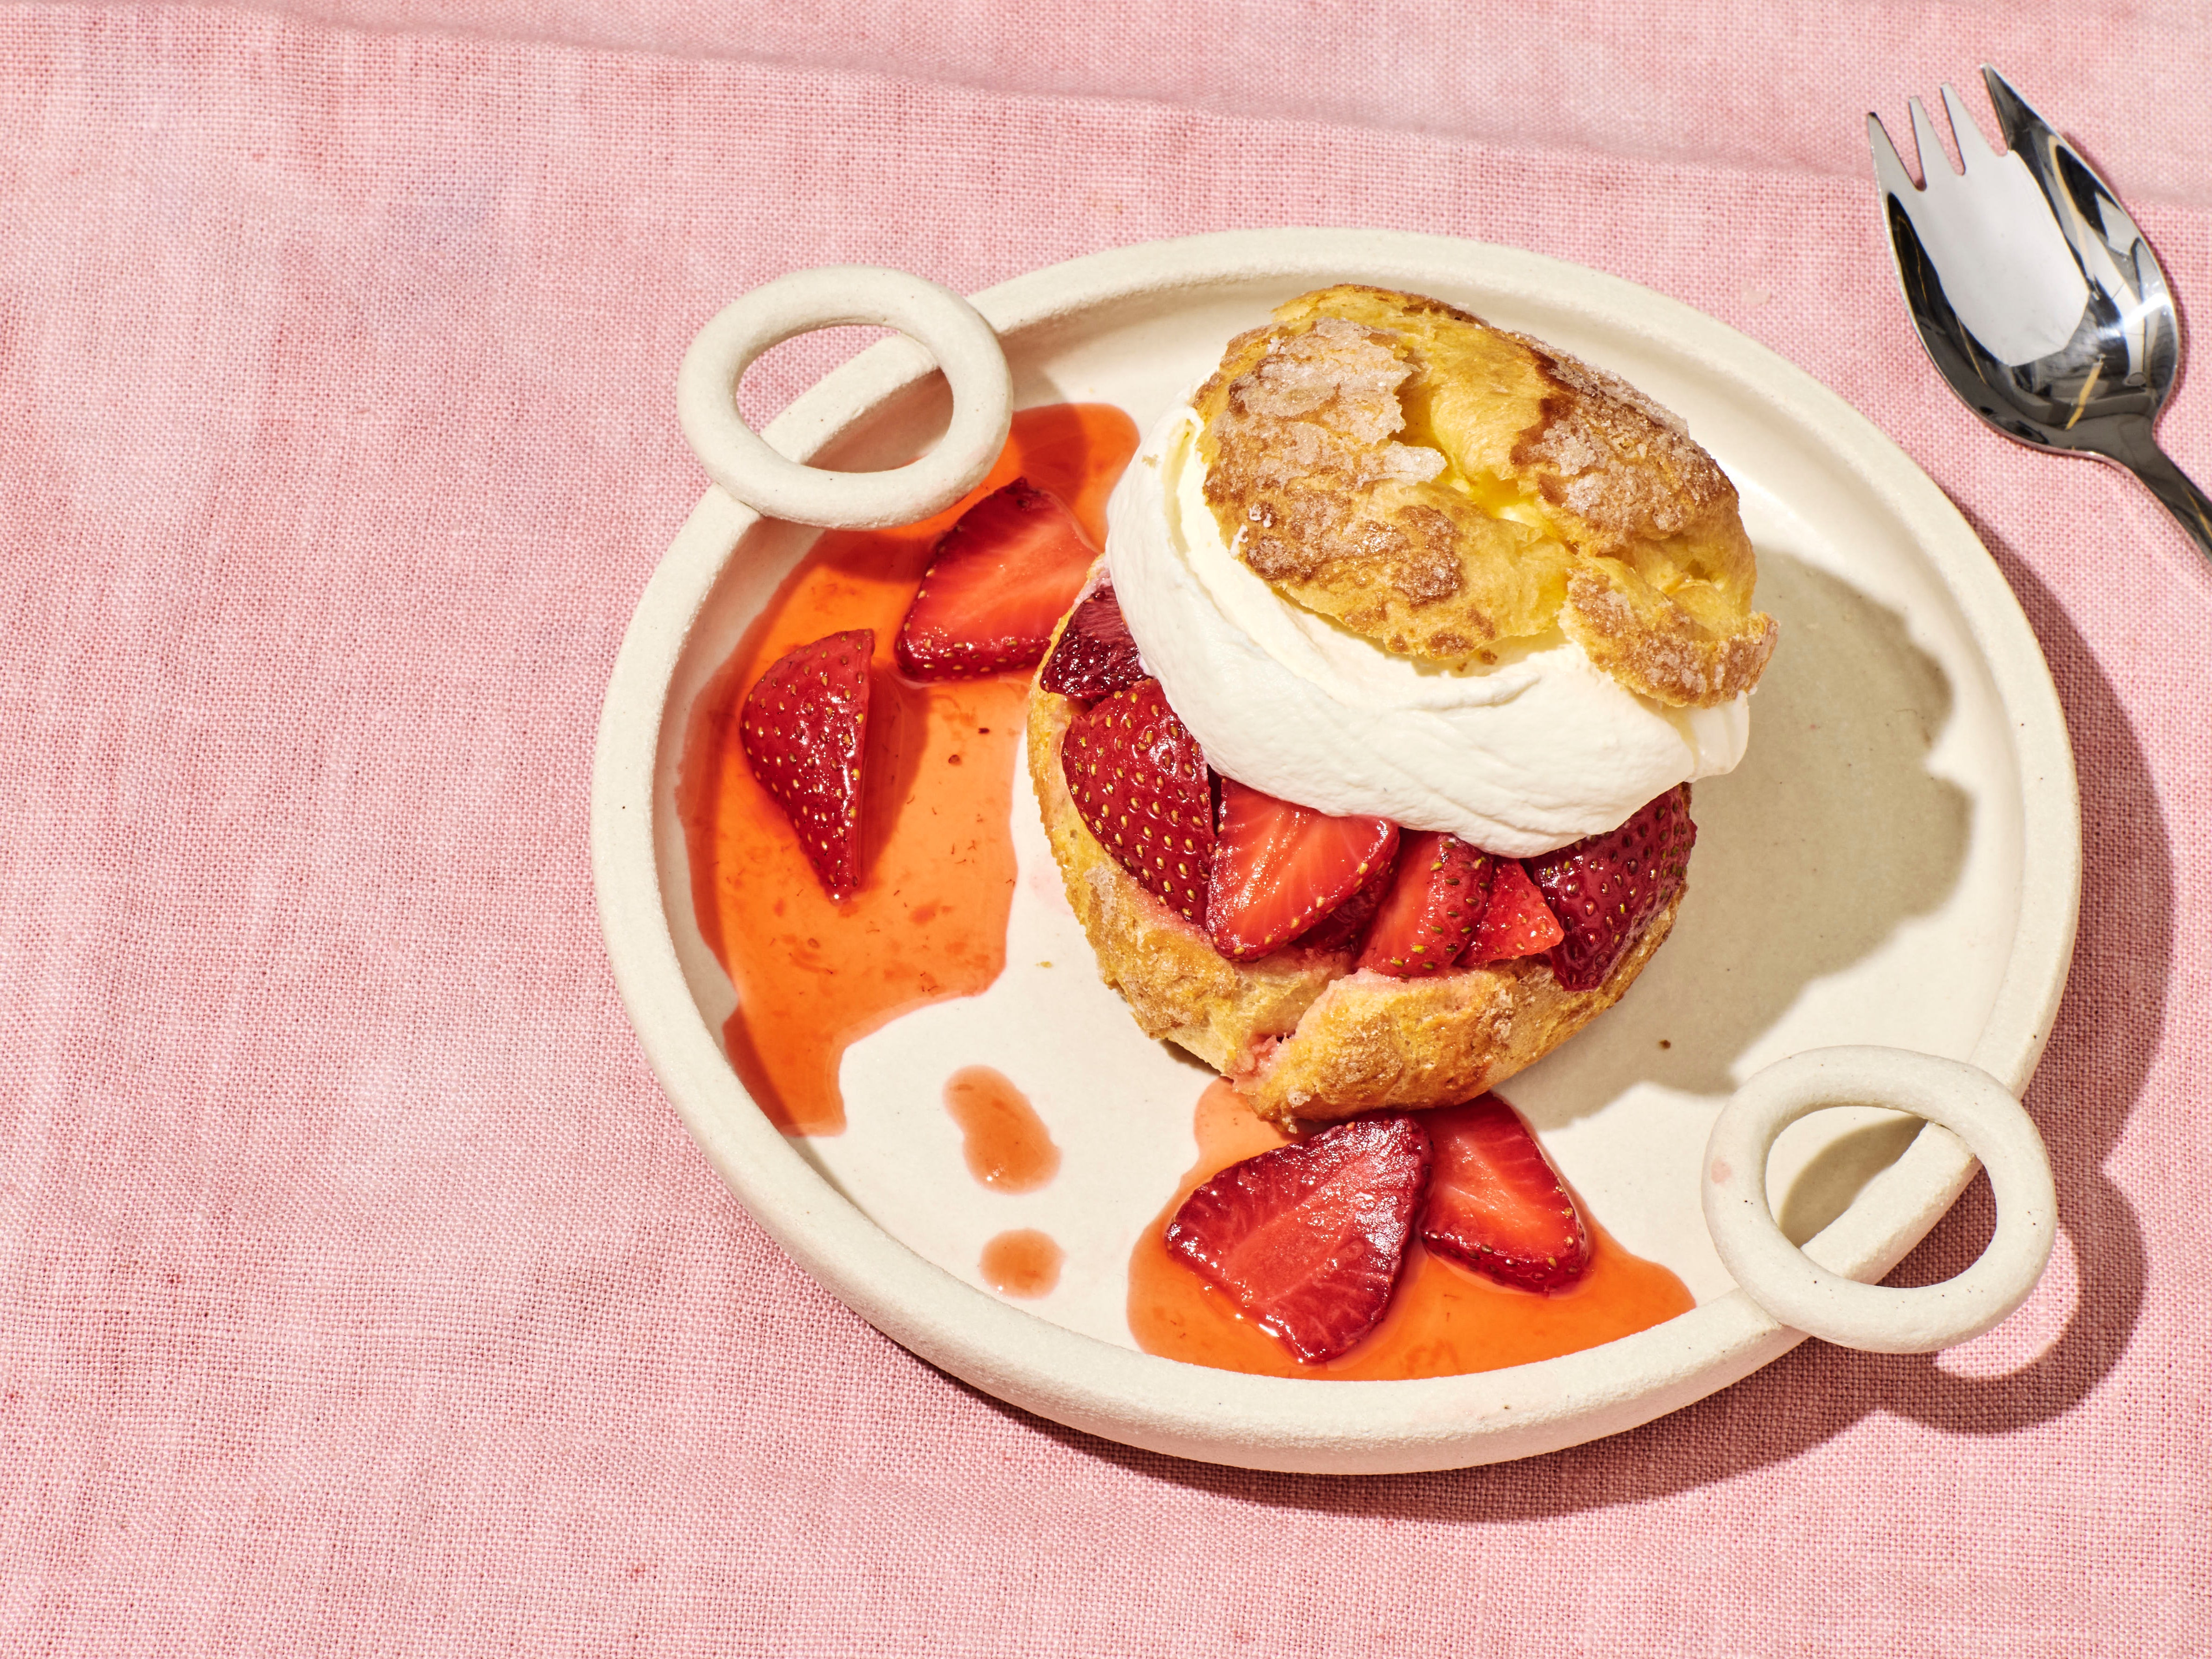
[{"left": 1194, "top": 285, "right": 1776, "bottom": 707}]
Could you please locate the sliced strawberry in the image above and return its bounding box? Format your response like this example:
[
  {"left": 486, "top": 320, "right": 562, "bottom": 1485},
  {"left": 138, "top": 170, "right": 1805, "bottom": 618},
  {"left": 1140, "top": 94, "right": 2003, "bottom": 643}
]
[
  {"left": 897, "top": 479, "right": 1098, "bottom": 679},
  {"left": 1166, "top": 1115, "right": 1432, "bottom": 1363},
  {"left": 1468, "top": 857, "right": 1565, "bottom": 964},
  {"left": 1039, "top": 580, "right": 1146, "bottom": 702},
  {"left": 1525, "top": 785, "right": 1696, "bottom": 992},
  {"left": 739, "top": 629, "right": 874, "bottom": 899},
  {"left": 1206, "top": 780, "right": 1399, "bottom": 962},
  {"left": 1419, "top": 1094, "right": 1590, "bottom": 1292},
  {"left": 1295, "top": 842, "right": 1399, "bottom": 951},
  {"left": 1354, "top": 831, "right": 1493, "bottom": 978},
  {"left": 1060, "top": 678, "right": 1215, "bottom": 924}
]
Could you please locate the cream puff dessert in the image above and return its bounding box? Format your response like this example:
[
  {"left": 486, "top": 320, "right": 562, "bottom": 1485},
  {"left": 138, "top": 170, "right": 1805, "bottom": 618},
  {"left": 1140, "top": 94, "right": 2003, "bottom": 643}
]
[{"left": 1024, "top": 285, "right": 1775, "bottom": 1127}]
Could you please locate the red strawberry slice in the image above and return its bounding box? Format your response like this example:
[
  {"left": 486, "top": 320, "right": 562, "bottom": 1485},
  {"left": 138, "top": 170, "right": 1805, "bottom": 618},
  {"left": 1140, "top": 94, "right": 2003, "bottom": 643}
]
[
  {"left": 1468, "top": 858, "right": 1565, "bottom": 964},
  {"left": 1354, "top": 831, "right": 1493, "bottom": 978},
  {"left": 1060, "top": 678, "right": 1216, "bottom": 923},
  {"left": 1295, "top": 842, "right": 1399, "bottom": 951},
  {"left": 1419, "top": 1094, "right": 1590, "bottom": 1292},
  {"left": 1207, "top": 779, "right": 1399, "bottom": 962},
  {"left": 1525, "top": 785, "right": 1696, "bottom": 991},
  {"left": 1039, "top": 580, "right": 1146, "bottom": 702},
  {"left": 739, "top": 629, "right": 874, "bottom": 899},
  {"left": 1166, "top": 1114, "right": 1432, "bottom": 1363},
  {"left": 897, "top": 479, "right": 1098, "bottom": 679}
]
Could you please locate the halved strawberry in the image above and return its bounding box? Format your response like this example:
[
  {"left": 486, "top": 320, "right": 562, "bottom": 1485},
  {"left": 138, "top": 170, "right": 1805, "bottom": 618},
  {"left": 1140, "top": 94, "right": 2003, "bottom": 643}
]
[
  {"left": 1295, "top": 843, "right": 1399, "bottom": 951},
  {"left": 1468, "top": 858, "right": 1565, "bottom": 964},
  {"left": 1059, "top": 678, "right": 1215, "bottom": 924},
  {"left": 1525, "top": 785, "right": 1696, "bottom": 991},
  {"left": 1354, "top": 831, "right": 1493, "bottom": 978},
  {"left": 896, "top": 479, "right": 1097, "bottom": 679},
  {"left": 1166, "top": 1114, "right": 1432, "bottom": 1363},
  {"left": 1039, "top": 580, "right": 1145, "bottom": 702},
  {"left": 739, "top": 629, "right": 873, "bottom": 899},
  {"left": 1207, "top": 779, "right": 1399, "bottom": 962},
  {"left": 1419, "top": 1094, "right": 1590, "bottom": 1292}
]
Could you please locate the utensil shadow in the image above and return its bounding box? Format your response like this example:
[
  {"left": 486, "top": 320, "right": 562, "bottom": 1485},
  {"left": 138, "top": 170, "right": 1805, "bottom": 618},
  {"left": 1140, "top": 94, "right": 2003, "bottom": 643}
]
[{"left": 967, "top": 519, "right": 2154, "bottom": 1515}]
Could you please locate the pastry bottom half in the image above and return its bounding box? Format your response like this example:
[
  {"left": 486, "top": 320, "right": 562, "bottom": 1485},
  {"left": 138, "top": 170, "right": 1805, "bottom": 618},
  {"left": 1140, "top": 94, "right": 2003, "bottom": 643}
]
[{"left": 1027, "top": 681, "right": 1683, "bottom": 1129}]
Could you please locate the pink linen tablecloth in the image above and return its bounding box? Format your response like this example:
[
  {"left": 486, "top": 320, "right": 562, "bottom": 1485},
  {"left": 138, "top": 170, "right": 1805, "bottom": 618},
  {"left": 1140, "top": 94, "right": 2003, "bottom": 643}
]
[{"left": 3, "top": 2, "right": 2207, "bottom": 1651}]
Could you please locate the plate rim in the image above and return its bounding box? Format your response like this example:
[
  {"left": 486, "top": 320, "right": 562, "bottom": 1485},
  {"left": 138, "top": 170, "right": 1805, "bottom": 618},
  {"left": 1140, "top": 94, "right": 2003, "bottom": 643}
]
[{"left": 591, "top": 227, "right": 2083, "bottom": 1473}]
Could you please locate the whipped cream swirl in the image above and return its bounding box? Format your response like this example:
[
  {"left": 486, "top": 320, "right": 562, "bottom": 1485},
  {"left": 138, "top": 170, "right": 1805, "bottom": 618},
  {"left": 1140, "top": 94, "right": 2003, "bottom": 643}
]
[{"left": 1105, "top": 407, "right": 1749, "bottom": 858}]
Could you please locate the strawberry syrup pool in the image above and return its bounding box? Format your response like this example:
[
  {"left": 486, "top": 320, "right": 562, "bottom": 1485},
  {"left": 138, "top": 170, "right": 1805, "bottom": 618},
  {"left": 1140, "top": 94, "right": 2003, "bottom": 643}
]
[
  {"left": 678, "top": 405, "right": 1138, "bottom": 1134},
  {"left": 1129, "top": 1085, "right": 1691, "bottom": 1380},
  {"left": 677, "top": 403, "right": 1695, "bottom": 1382}
]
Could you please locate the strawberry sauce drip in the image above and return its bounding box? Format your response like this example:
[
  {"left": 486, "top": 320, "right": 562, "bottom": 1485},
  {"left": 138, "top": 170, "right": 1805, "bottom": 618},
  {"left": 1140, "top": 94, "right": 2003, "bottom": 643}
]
[
  {"left": 1128, "top": 1082, "right": 1695, "bottom": 1379},
  {"left": 944, "top": 1066, "right": 1061, "bottom": 1191},
  {"left": 676, "top": 404, "right": 1141, "bottom": 1134},
  {"left": 981, "top": 1229, "right": 1065, "bottom": 1298}
]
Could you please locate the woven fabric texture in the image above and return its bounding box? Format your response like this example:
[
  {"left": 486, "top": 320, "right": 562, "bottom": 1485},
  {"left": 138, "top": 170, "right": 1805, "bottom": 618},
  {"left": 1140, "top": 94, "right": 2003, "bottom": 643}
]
[{"left": 1, "top": 3, "right": 2206, "bottom": 1652}]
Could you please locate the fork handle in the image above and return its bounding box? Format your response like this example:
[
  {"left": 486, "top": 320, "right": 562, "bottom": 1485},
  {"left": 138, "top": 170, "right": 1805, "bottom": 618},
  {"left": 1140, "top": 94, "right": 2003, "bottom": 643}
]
[{"left": 2094, "top": 417, "right": 2212, "bottom": 563}]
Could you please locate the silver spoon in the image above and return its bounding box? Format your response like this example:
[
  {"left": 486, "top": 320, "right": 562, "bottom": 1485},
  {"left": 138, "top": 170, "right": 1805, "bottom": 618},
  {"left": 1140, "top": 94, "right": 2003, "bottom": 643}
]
[{"left": 1869, "top": 67, "right": 2212, "bottom": 560}]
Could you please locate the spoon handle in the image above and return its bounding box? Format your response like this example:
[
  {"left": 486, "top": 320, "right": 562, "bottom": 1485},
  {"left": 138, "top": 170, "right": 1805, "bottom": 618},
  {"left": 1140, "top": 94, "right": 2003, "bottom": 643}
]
[
  {"left": 2095, "top": 416, "right": 2212, "bottom": 561},
  {"left": 2126, "top": 445, "right": 2212, "bottom": 564}
]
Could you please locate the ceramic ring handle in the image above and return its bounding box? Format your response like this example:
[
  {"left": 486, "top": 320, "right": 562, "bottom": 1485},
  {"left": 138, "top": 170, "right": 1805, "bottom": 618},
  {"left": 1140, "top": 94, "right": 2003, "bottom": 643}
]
[
  {"left": 677, "top": 265, "right": 1013, "bottom": 530},
  {"left": 1702, "top": 1046, "right": 2056, "bottom": 1353}
]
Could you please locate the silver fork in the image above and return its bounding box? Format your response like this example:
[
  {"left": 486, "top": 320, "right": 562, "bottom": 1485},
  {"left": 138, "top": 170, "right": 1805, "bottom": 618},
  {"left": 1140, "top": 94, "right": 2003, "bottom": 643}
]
[{"left": 1869, "top": 67, "right": 2212, "bottom": 560}]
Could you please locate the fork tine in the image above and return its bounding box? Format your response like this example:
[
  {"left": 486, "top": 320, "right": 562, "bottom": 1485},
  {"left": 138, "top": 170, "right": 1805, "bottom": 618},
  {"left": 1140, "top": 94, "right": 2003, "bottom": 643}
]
[
  {"left": 1941, "top": 84, "right": 2001, "bottom": 170},
  {"left": 1867, "top": 112, "right": 1921, "bottom": 202},
  {"left": 1980, "top": 65, "right": 2047, "bottom": 154},
  {"left": 1908, "top": 96, "right": 1954, "bottom": 181}
]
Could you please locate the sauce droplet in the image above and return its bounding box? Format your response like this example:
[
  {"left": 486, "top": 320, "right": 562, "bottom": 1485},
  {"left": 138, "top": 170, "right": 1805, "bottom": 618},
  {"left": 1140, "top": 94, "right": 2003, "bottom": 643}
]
[
  {"left": 944, "top": 1066, "right": 1061, "bottom": 1191},
  {"left": 981, "top": 1229, "right": 1064, "bottom": 1298},
  {"left": 1127, "top": 1081, "right": 1697, "bottom": 1379}
]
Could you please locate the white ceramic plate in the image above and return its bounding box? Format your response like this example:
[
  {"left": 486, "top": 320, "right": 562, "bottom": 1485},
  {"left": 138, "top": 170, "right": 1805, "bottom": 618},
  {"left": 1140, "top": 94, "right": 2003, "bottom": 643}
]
[{"left": 592, "top": 229, "right": 2079, "bottom": 1473}]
